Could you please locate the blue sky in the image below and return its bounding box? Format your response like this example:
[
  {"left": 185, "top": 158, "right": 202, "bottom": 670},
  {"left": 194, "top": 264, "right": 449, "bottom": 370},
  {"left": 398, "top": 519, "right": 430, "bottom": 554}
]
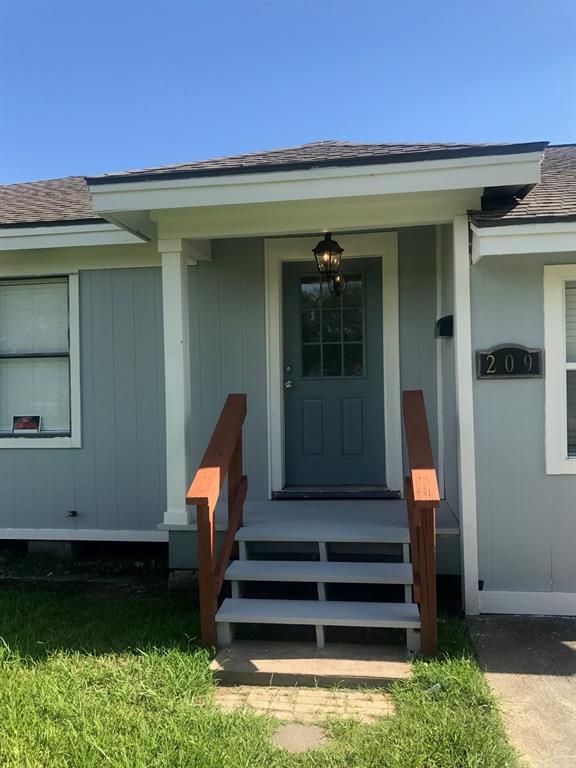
[{"left": 0, "top": 0, "right": 574, "bottom": 184}]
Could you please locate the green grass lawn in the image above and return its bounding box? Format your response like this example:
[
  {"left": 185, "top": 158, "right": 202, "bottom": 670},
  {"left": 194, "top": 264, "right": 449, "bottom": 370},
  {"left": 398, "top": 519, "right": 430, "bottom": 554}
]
[{"left": 0, "top": 589, "right": 518, "bottom": 767}]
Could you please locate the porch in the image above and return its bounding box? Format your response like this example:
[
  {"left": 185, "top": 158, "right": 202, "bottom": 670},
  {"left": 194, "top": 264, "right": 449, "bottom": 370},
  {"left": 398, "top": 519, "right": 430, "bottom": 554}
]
[{"left": 165, "top": 498, "right": 459, "bottom": 539}]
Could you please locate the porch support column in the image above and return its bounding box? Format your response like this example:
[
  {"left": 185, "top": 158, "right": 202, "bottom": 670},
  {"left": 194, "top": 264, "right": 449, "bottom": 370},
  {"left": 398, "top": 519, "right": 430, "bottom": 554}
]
[
  {"left": 160, "top": 238, "right": 194, "bottom": 525},
  {"left": 452, "top": 216, "right": 480, "bottom": 615}
]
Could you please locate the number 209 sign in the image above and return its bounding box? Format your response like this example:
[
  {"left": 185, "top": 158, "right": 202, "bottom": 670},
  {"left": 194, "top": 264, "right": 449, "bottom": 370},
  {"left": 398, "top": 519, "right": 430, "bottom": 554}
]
[{"left": 476, "top": 345, "right": 543, "bottom": 380}]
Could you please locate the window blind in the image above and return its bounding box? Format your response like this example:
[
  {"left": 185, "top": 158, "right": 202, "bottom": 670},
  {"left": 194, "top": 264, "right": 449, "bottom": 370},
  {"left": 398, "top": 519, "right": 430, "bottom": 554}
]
[
  {"left": 566, "top": 282, "right": 576, "bottom": 456},
  {"left": 0, "top": 278, "right": 70, "bottom": 435},
  {"left": 0, "top": 279, "right": 68, "bottom": 354}
]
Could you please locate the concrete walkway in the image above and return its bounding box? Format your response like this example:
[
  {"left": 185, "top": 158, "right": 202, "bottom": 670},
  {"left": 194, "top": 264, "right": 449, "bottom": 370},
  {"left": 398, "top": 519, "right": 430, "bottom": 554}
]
[{"left": 469, "top": 616, "right": 576, "bottom": 768}]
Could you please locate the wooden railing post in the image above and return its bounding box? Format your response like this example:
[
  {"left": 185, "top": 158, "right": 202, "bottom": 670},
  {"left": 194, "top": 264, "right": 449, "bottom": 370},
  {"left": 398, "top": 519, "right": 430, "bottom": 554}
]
[
  {"left": 196, "top": 503, "right": 217, "bottom": 647},
  {"left": 419, "top": 506, "right": 437, "bottom": 656},
  {"left": 402, "top": 390, "right": 440, "bottom": 657},
  {"left": 186, "top": 394, "right": 247, "bottom": 647},
  {"left": 228, "top": 434, "right": 243, "bottom": 528}
]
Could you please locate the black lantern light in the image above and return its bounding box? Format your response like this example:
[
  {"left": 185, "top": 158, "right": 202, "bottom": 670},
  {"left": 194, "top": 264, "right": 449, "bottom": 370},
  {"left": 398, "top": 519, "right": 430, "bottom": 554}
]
[{"left": 312, "top": 232, "right": 344, "bottom": 294}]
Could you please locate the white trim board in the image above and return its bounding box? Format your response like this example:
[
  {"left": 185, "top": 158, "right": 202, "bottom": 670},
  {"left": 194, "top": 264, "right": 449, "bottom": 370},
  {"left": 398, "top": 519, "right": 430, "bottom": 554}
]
[
  {"left": 453, "top": 215, "right": 480, "bottom": 615},
  {"left": 435, "top": 225, "right": 445, "bottom": 497},
  {"left": 264, "top": 232, "right": 403, "bottom": 497},
  {"left": 479, "top": 590, "right": 576, "bottom": 616},
  {"left": 0, "top": 243, "right": 160, "bottom": 277},
  {"left": 544, "top": 264, "right": 576, "bottom": 474},
  {"left": 90, "top": 151, "right": 543, "bottom": 214},
  {"left": 0, "top": 529, "right": 168, "bottom": 542},
  {"left": 0, "top": 222, "right": 146, "bottom": 252},
  {"left": 471, "top": 221, "right": 576, "bottom": 263}
]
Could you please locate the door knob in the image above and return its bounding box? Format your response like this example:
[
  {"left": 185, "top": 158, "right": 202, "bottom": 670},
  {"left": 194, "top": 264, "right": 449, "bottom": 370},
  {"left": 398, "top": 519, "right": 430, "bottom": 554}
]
[{"left": 284, "top": 379, "right": 293, "bottom": 389}]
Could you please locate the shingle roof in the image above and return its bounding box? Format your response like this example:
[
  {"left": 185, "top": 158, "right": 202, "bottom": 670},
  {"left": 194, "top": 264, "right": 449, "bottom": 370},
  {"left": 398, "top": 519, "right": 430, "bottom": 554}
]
[
  {"left": 470, "top": 144, "right": 576, "bottom": 226},
  {"left": 87, "top": 139, "right": 547, "bottom": 184},
  {"left": 0, "top": 176, "right": 101, "bottom": 227},
  {"left": 1, "top": 141, "right": 573, "bottom": 230}
]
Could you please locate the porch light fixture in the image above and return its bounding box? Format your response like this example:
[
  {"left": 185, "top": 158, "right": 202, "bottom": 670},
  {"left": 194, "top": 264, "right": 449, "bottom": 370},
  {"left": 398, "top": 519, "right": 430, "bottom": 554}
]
[{"left": 312, "top": 232, "right": 344, "bottom": 294}]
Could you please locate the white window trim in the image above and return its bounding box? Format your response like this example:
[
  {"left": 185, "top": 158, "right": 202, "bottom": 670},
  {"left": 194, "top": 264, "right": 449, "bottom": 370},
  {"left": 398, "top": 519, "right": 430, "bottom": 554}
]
[
  {"left": 544, "top": 264, "right": 576, "bottom": 474},
  {"left": 0, "top": 273, "right": 81, "bottom": 449}
]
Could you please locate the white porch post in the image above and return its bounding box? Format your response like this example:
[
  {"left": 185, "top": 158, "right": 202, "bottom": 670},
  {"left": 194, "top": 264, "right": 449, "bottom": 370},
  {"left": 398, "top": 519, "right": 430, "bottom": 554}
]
[
  {"left": 160, "top": 238, "right": 193, "bottom": 525},
  {"left": 452, "top": 215, "right": 480, "bottom": 615}
]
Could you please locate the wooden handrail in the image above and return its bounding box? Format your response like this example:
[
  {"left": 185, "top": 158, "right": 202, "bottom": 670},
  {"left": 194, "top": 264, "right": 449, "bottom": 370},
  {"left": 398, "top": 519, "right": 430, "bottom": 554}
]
[
  {"left": 186, "top": 393, "right": 247, "bottom": 646},
  {"left": 403, "top": 390, "right": 440, "bottom": 508},
  {"left": 402, "top": 389, "right": 439, "bottom": 656}
]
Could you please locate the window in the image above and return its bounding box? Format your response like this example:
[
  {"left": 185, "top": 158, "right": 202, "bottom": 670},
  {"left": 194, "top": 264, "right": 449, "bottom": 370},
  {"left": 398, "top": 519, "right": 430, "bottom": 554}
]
[
  {"left": 300, "top": 274, "right": 365, "bottom": 378},
  {"left": 544, "top": 265, "right": 576, "bottom": 474},
  {"left": 0, "top": 275, "right": 81, "bottom": 448}
]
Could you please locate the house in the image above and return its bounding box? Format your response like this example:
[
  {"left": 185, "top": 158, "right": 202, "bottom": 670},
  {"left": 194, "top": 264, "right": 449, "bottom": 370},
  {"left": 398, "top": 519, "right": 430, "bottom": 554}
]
[{"left": 1, "top": 141, "right": 575, "bottom": 651}]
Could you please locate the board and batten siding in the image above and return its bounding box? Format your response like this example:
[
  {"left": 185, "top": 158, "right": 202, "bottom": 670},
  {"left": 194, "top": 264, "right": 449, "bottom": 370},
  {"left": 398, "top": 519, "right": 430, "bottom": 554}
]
[
  {"left": 398, "top": 227, "right": 439, "bottom": 475},
  {"left": 0, "top": 268, "right": 166, "bottom": 532},
  {"left": 187, "top": 238, "right": 268, "bottom": 500},
  {"left": 471, "top": 251, "right": 576, "bottom": 594},
  {"left": 186, "top": 232, "right": 442, "bottom": 504},
  {"left": 438, "top": 224, "right": 460, "bottom": 518}
]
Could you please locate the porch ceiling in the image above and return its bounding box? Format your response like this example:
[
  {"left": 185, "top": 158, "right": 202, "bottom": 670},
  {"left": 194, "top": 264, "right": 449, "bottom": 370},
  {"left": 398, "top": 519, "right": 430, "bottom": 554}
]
[{"left": 153, "top": 190, "right": 482, "bottom": 240}]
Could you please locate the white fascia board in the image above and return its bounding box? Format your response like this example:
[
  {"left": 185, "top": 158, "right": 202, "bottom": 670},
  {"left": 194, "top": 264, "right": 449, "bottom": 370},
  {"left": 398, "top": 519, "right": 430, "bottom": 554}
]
[
  {"left": 90, "top": 151, "right": 543, "bottom": 214},
  {"left": 471, "top": 221, "right": 576, "bottom": 262},
  {"left": 0, "top": 222, "right": 147, "bottom": 252}
]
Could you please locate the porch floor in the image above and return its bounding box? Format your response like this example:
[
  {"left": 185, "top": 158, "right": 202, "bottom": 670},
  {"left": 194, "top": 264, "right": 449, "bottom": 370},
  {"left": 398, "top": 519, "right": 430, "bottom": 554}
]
[{"left": 166, "top": 499, "right": 459, "bottom": 536}]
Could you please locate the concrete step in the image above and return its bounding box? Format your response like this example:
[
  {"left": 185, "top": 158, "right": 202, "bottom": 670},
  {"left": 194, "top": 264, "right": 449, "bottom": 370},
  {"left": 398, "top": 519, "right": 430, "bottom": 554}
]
[
  {"left": 235, "top": 524, "right": 409, "bottom": 544},
  {"left": 225, "top": 560, "right": 413, "bottom": 585},
  {"left": 215, "top": 598, "right": 421, "bottom": 629},
  {"left": 210, "top": 640, "right": 411, "bottom": 687}
]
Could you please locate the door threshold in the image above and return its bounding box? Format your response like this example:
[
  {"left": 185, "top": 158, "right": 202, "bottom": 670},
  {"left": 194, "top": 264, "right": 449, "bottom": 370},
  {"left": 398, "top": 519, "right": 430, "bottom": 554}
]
[{"left": 272, "top": 486, "right": 401, "bottom": 501}]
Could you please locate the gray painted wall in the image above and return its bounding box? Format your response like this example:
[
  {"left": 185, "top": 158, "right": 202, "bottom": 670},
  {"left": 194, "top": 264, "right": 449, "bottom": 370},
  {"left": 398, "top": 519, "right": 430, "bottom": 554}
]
[
  {"left": 186, "top": 230, "right": 441, "bottom": 503},
  {"left": 1, "top": 268, "right": 166, "bottom": 532},
  {"left": 439, "top": 224, "right": 460, "bottom": 519},
  {"left": 472, "top": 251, "right": 576, "bottom": 593},
  {"left": 398, "top": 227, "right": 439, "bottom": 476},
  {"left": 187, "top": 238, "right": 268, "bottom": 501},
  {"left": 1, "top": 231, "right": 448, "bottom": 544}
]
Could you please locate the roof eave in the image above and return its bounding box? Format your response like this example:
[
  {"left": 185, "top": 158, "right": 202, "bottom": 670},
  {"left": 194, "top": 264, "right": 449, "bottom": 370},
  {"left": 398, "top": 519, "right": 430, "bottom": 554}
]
[{"left": 87, "top": 142, "right": 549, "bottom": 187}]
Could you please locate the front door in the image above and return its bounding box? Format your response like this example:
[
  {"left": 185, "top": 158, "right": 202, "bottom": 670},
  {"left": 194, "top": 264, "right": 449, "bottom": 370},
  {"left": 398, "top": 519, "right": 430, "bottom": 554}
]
[{"left": 282, "top": 257, "right": 386, "bottom": 487}]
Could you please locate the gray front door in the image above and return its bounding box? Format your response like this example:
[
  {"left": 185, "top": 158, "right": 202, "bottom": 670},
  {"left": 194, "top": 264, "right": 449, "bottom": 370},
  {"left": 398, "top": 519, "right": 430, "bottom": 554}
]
[{"left": 282, "top": 257, "right": 386, "bottom": 486}]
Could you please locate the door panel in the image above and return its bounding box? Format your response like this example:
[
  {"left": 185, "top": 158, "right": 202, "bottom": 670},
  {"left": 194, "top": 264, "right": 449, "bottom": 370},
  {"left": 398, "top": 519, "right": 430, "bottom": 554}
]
[{"left": 283, "top": 257, "right": 386, "bottom": 486}]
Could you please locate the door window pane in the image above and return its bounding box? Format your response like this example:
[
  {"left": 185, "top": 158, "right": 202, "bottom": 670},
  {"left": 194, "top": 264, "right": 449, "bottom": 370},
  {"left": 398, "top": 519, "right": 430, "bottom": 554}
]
[
  {"left": 566, "top": 282, "right": 576, "bottom": 363},
  {"left": 301, "top": 310, "right": 320, "bottom": 342},
  {"left": 322, "top": 310, "right": 341, "bottom": 342},
  {"left": 344, "top": 344, "right": 364, "bottom": 376},
  {"left": 302, "top": 345, "right": 321, "bottom": 377},
  {"left": 343, "top": 276, "right": 362, "bottom": 307},
  {"left": 320, "top": 281, "right": 340, "bottom": 309},
  {"left": 343, "top": 309, "right": 362, "bottom": 341},
  {"left": 322, "top": 344, "right": 342, "bottom": 376},
  {"left": 301, "top": 278, "right": 320, "bottom": 308},
  {"left": 300, "top": 273, "right": 365, "bottom": 377}
]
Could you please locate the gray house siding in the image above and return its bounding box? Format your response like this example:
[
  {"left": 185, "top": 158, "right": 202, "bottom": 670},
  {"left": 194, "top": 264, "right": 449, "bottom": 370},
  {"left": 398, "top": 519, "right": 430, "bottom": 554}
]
[
  {"left": 439, "top": 225, "right": 460, "bottom": 521},
  {"left": 186, "top": 230, "right": 441, "bottom": 503},
  {"left": 187, "top": 238, "right": 268, "bottom": 501},
  {"left": 2, "top": 230, "right": 451, "bottom": 552},
  {"left": 1, "top": 267, "right": 166, "bottom": 532},
  {"left": 398, "top": 227, "right": 438, "bottom": 472},
  {"left": 472, "top": 251, "right": 576, "bottom": 594}
]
